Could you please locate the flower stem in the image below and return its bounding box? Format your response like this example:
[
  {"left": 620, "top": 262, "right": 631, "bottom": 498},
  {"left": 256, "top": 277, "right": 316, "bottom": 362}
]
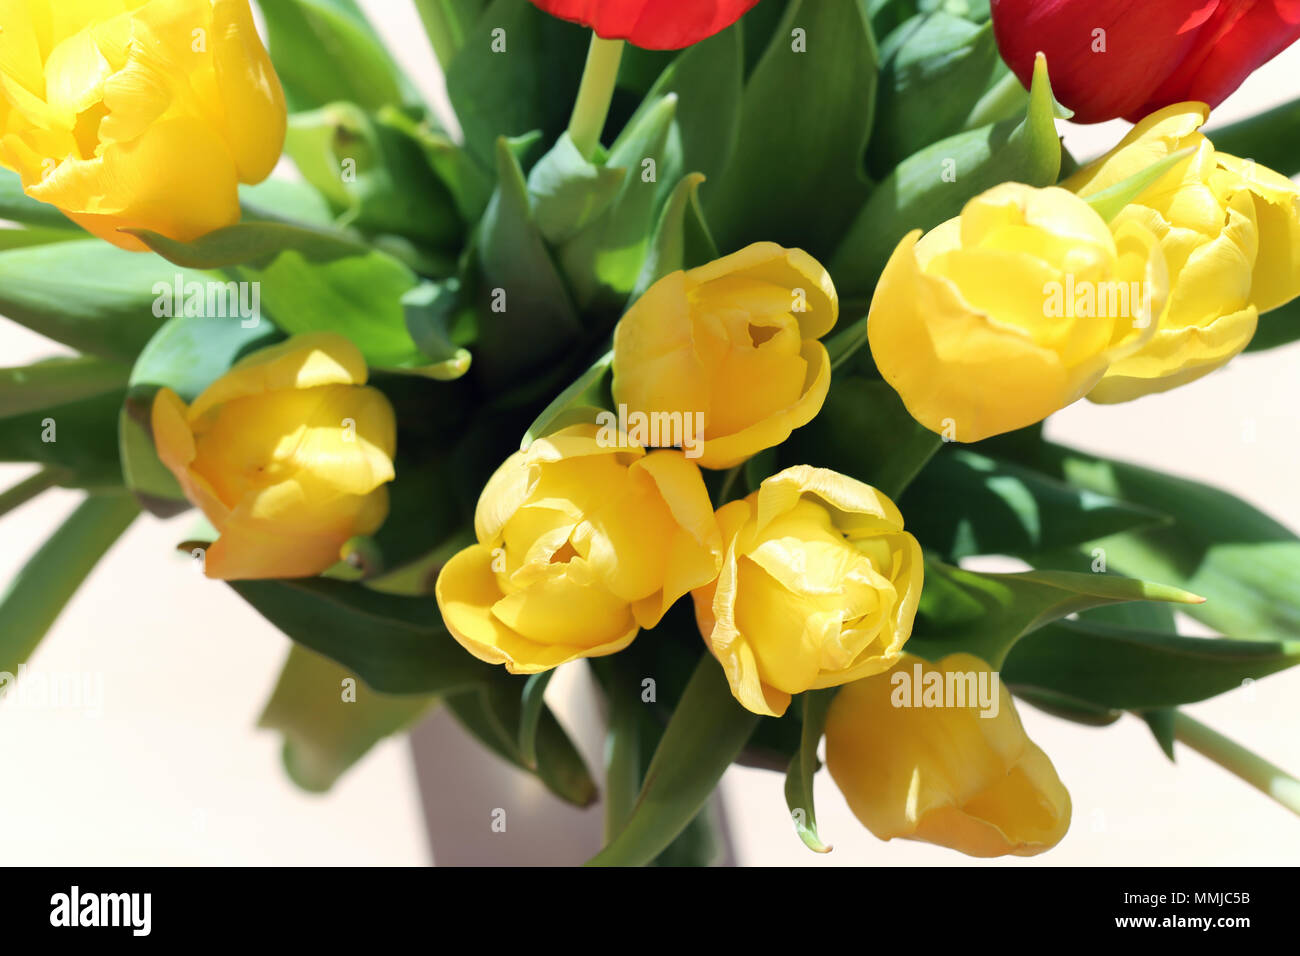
[
  {"left": 568, "top": 35, "right": 625, "bottom": 159},
  {"left": 1173, "top": 711, "right": 1300, "bottom": 817}
]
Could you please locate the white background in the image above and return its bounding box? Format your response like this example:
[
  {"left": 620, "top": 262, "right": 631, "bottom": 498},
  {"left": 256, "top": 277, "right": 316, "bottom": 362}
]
[{"left": 1, "top": 2, "right": 1298, "bottom": 866}]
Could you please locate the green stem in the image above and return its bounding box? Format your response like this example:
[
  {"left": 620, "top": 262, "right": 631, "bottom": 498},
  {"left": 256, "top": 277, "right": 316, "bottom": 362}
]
[
  {"left": 1173, "top": 712, "right": 1300, "bottom": 817},
  {"left": 568, "top": 36, "right": 625, "bottom": 159},
  {"left": 0, "top": 467, "right": 65, "bottom": 520}
]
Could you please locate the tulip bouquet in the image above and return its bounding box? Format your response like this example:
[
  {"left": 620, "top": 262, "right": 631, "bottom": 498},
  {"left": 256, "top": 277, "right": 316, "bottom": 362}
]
[{"left": 3, "top": 0, "right": 1300, "bottom": 866}]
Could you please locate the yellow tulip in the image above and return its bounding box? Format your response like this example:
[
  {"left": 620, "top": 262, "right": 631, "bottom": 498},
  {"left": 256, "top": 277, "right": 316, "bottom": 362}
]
[
  {"left": 0, "top": 0, "right": 286, "bottom": 250},
  {"left": 1065, "top": 103, "right": 1300, "bottom": 402},
  {"left": 611, "top": 242, "right": 837, "bottom": 470},
  {"left": 868, "top": 182, "right": 1168, "bottom": 442},
  {"left": 435, "top": 426, "right": 723, "bottom": 674},
  {"left": 151, "top": 332, "right": 396, "bottom": 580},
  {"left": 690, "top": 465, "right": 922, "bottom": 717},
  {"left": 825, "top": 653, "right": 1071, "bottom": 858}
]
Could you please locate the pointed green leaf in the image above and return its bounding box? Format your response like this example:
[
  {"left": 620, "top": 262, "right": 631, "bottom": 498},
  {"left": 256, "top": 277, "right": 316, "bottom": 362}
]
[
  {"left": 0, "top": 390, "right": 126, "bottom": 488},
  {"left": 259, "top": 644, "right": 435, "bottom": 792},
  {"left": 258, "top": 0, "right": 411, "bottom": 111},
  {"left": 628, "top": 172, "right": 717, "bottom": 303},
  {"left": 1, "top": 357, "right": 130, "bottom": 419},
  {"left": 521, "top": 350, "right": 613, "bottom": 448},
  {"left": 830, "top": 51, "right": 1061, "bottom": 303},
  {"left": 901, "top": 449, "right": 1168, "bottom": 559},
  {"left": 784, "top": 688, "right": 836, "bottom": 853},
  {"left": 588, "top": 654, "right": 758, "bottom": 866},
  {"left": 228, "top": 577, "right": 499, "bottom": 695},
  {"left": 0, "top": 493, "right": 139, "bottom": 674},
  {"left": 909, "top": 558, "right": 1204, "bottom": 667},
  {"left": 1081, "top": 146, "right": 1197, "bottom": 222},
  {"left": 706, "top": 0, "right": 877, "bottom": 258}
]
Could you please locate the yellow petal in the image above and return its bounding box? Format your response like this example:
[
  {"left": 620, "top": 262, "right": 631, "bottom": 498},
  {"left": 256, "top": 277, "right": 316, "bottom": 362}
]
[{"left": 211, "top": 0, "right": 286, "bottom": 183}]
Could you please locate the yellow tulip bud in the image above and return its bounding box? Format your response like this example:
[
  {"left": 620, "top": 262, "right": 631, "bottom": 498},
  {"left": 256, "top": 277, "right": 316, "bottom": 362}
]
[
  {"left": 690, "top": 465, "right": 922, "bottom": 717},
  {"left": 0, "top": 0, "right": 286, "bottom": 250},
  {"left": 611, "top": 242, "right": 837, "bottom": 470},
  {"left": 435, "top": 426, "right": 723, "bottom": 674},
  {"left": 151, "top": 332, "right": 396, "bottom": 580},
  {"left": 868, "top": 182, "right": 1168, "bottom": 442},
  {"left": 826, "top": 653, "right": 1072, "bottom": 858},
  {"left": 1065, "top": 103, "right": 1300, "bottom": 402}
]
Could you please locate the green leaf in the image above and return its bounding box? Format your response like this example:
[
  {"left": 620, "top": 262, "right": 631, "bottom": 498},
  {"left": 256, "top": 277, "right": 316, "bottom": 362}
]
[
  {"left": 0, "top": 224, "right": 84, "bottom": 250},
  {"left": 257, "top": 0, "right": 411, "bottom": 111},
  {"left": 706, "top": 0, "right": 878, "bottom": 258},
  {"left": 0, "top": 356, "right": 130, "bottom": 419},
  {"left": 779, "top": 376, "right": 941, "bottom": 499},
  {"left": 587, "top": 654, "right": 759, "bottom": 866},
  {"left": 240, "top": 178, "right": 336, "bottom": 226},
  {"left": 1017, "top": 442, "right": 1300, "bottom": 644},
  {"left": 521, "top": 350, "right": 613, "bottom": 447},
  {"left": 0, "top": 240, "right": 199, "bottom": 362},
  {"left": 413, "top": 0, "right": 489, "bottom": 67},
  {"left": 1081, "top": 146, "right": 1197, "bottom": 223},
  {"left": 1004, "top": 617, "right": 1300, "bottom": 711},
  {"left": 526, "top": 133, "right": 628, "bottom": 244},
  {"left": 119, "top": 315, "right": 283, "bottom": 515},
  {"left": 445, "top": 679, "right": 597, "bottom": 808},
  {"left": 558, "top": 95, "right": 681, "bottom": 310},
  {"left": 629, "top": 23, "right": 744, "bottom": 198},
  {"left": 0, "top": 493, "right": 139, "bottom": 674},
  {"left": 445, "top": 0, "right": 589, "bottom": 170},
  {"left": 517, "top": 669, "right": 554, "bottom": 770},
  {"left": 1206, "top": 95, "right": 1300, "bottom": 179},
  {"left": 228, "top": 577, "right": 500, "bottom": 695},
  {"left": 376, "top": 107, "right": 494, "bottom": 226},
  {"left": 901, "top": 448, "right": 1167, "bottom": 559},
  {"left": 258, "top": 644, "right": 435, "bottom": 792},
  {"left": 829, "top": 51, "right": 1062, "bottom": 303},
  {"left": 908, "top": 558, "right": 1204, "bottom": 668},
  {"left": 400, "top": 281, "right": 473, "bottom": 379},
  {"left": 783, "top": 688, "right": 836, "bottom": 853},
  {"left": 0, "top": 390, "right": 126, "bottom": 488},
  {"left": 628, "top": 173, "right": 717, "bottom": 303},
  {"left": 284, "top": 104, "right": 464, "bottom": 248},
  {"left": 476, "top": 136, "right": 582, "bottom": 382},
  {"left": 129, "top": 223, "right": 426, "bottom": 369},
  {"left": 869, "top": 13, "right": 1003, "bottom": 174}
]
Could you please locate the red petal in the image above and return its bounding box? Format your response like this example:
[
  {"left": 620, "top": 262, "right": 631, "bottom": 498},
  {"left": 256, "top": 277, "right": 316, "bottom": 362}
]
[{"left": 530, "top": 0, "right": 758, "bottom": 49}]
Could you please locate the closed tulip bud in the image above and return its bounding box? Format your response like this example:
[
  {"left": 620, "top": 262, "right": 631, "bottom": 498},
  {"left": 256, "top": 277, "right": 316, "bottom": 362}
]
[
  {"left": 529, "top": 0, "right": 759, "bottom": 50},
  {"left": 691, "top": 466, "right": 923, "bottom": 717},
  {"left": 612, "top": 242, "right": 837, "bottom": 470},
  {"left": 992, "top": 0, "right": 1300, "bottom": 124},
  {"left": 1065, "top": 104, "right": 1300, "bottom": 402},
  {"left": 151, "top": 333, "right": 396, "bottom": 580},
  {"left": 868, "top": 182, "right": 1168, "bottom": 442},
  {"left": 436, "top": 427, "right": 723, "bottom": 674},
  {"left": 826, "top": 653, "right": 1072, "bottom": 858},
  {"left": 0, "top": 0, "right": 286, "bottom": 249}
]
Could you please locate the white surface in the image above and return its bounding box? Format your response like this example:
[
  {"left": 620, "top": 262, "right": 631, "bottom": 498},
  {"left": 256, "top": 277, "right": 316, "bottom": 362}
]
[{"left": 1, "top": 3, "right": 1298, "bottom": 866}]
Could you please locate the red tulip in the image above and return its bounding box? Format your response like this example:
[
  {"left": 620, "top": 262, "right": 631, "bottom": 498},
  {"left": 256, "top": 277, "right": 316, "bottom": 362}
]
[
  {"left": 529, "top": 0, "right": 758, "bottom": 49},
  {"left": 991, "top": 0, "right": 1300, "bottom": 123}
]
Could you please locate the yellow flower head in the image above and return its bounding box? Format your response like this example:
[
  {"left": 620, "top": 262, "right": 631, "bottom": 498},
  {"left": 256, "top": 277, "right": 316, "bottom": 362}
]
[
  {"left": 868, "top": 182, "right": 1168, "bottom": 442},
  {"left": 611, "top": 242, "right": 837, "bottom": 470},
  {"left": 691, "top": 465, "right": 923, "bottom": 717},
  {"left": 0, "top": 0, "right": 286, "bottom": 249},
  {"left": 435, "top": 425, "right": 723, "bottom": 674},
  {"left": 826, "top": 653, "right": 1072, "bottom": 858},
  {"left": 1066, "top": 103, "right": 1300, "bottom": 402},
  {"left": 151, "top": 332, "right": 396, "bottom": 580}
]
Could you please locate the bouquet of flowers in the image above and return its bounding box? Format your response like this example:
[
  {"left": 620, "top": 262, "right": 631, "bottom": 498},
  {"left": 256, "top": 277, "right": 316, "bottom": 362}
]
[{"left": 2, "top": 0, "right": 1300, "bottom": 866}]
